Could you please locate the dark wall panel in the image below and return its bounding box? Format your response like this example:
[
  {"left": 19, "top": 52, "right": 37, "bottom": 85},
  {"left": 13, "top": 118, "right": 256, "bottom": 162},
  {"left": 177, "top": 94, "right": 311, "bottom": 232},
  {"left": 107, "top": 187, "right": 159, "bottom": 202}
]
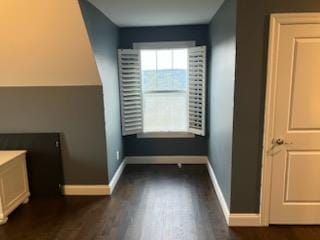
[
  {"left": 119, "top": 25, "right": 209, "bottom": 156},
  {"left": 208, "top": 0, "right": 236, "bottom": 209},
  {"left": 0, "top": 86, "right": 108, "bottom": 184},
  {"left": 0, "top": 133, "right": 63, "bottom": 197},
  {"left": 119, "top": 25, "right": 209, "bottom": 48},
  {"left": 124, "top": 135, "right": 207, "bottom": 156},
  {"left": 231, "top": 0, "right": 320, "bottom": 213},
  {"left": 79, "top": 1, "right": 123, "bottom": 182}
]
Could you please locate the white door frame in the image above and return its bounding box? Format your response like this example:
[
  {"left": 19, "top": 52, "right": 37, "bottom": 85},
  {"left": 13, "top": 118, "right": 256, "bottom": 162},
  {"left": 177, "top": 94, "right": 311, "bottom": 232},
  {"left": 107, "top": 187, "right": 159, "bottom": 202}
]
[{"left": 260, "top": 13, "right": 320, "bottom": 226}]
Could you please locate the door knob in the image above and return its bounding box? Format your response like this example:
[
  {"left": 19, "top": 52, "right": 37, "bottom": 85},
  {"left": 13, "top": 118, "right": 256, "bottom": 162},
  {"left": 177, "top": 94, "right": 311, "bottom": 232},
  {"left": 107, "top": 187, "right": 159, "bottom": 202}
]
[
  {"left": 275, "top": 138, "right": 284, "bottom": 145},
  {"left": 273, "top": 138, "right": 292, "bottom": 145}
]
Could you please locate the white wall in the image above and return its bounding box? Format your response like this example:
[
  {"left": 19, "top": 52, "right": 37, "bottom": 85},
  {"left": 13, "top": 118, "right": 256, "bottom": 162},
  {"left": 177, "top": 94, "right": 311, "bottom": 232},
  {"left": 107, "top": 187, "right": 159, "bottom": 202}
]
[{"left": 0, "top": 0, "right": 101, "bottom": 86}]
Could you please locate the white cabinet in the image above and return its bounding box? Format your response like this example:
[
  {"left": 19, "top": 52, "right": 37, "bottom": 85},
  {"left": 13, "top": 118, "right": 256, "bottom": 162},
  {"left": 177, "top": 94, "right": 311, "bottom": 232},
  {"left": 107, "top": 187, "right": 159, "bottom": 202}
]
[{"left": 0, "top": 151, "right": 30, "bottom": 225}]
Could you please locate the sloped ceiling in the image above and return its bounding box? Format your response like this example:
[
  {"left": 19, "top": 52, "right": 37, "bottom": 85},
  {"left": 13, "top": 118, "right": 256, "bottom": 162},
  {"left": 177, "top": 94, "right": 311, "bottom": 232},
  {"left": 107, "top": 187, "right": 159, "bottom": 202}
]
[
  {"left": 88, "top": 0, "right": 224, "bottom": 27},
  {"left": 0, "top": 0, "right": 101, "bottom": 86}
]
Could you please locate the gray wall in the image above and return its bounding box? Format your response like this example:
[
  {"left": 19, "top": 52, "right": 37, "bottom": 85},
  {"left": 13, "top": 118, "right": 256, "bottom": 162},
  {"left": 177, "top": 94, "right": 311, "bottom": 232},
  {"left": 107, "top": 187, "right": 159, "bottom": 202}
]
[
  {"left": 208, "top": 0, "right": 236, "bottom": 209},
  {"left": 0, "top": 86, "right": 108, "bottom": 184},
  {"left": 79, "top": 1, "right": 123, "bottom": 182},
  {"left": 231, "top": 0, "right": 320, "bottom": 213},
  {"left": 119, "top": 25, "right": 209, "bottom": 156},
  {"left": 119, "top": 25, "right": 209, "bottom": 48}
]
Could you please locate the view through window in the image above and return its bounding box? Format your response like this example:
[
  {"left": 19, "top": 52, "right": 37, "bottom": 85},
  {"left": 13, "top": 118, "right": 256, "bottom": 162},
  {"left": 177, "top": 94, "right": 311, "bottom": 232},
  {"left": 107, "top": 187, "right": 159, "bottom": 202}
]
[{"left": 141, "top": 49, "right": 188, "bottom": 132}]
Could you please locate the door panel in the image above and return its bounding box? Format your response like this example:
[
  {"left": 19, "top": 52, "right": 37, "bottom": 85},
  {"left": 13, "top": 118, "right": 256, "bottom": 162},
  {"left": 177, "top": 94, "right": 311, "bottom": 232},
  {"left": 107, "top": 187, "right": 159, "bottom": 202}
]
[
  {"left": 269, "top": 22, "right": 320, "bottom": 224},
  {"left": 290, "top": 39, "right": 320, "bottom": 130},
  {"left": 285, "top": 151, "right": 320, "bottom": 202}
]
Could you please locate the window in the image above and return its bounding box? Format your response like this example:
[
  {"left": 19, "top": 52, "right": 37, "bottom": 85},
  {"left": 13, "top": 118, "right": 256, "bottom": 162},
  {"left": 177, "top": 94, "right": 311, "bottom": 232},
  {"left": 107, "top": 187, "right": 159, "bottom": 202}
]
[
  {"left": 141, "top": 49, "right": 188, "bottom": 132},
  {"left": 118, "top": 42, "right": 206, "bottom": 137}
]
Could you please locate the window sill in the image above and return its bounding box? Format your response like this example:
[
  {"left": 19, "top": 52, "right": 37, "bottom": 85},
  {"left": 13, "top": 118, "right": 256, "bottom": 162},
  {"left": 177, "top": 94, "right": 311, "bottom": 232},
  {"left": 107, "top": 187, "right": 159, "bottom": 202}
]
[{"left": 137, "top": 132, "right": 195, "bottom": 139}]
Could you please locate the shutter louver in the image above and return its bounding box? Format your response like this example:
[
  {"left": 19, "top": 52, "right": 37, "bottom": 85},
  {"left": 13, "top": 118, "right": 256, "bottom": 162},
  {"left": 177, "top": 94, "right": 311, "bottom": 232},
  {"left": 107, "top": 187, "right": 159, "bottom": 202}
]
[
  {"left": 188, "top": 46, "right": 206, "bottom": 136},
  {"left": 118, "top": 49, "right": 143, "bottom": 136}
]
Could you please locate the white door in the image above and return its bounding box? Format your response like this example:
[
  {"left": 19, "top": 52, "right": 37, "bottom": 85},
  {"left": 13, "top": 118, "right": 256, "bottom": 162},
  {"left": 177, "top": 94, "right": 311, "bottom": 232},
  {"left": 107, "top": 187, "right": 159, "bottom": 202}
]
[{"left": 267, "top": 14, "right": 320, "bottom": 224}]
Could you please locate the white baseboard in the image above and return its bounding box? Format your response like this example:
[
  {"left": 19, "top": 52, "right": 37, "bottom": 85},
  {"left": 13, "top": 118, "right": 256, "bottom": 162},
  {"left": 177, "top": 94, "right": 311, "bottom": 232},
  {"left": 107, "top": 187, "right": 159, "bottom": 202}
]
[
  {"left": 62, "top": 185, "right": 110, "bottom": 196},
  {"left": 108, "top": 158, "right": 127, "bottom": 194},
  {"left": 125, "top": 155, "right": 207, "bottom": 164},
  {"left": 206, "top": 160, "right": 230, "bottom": 224},
  {"left": 229, "top": 214, "right": 261, "bottom": 226},
  {"left": 63, "top": 159, "right": 127, "bottom": 196},
  {"left": 62, "top": 155, "right": 262, "bottom": 226},
  {"left": 206, "top": 159, "right": 262, "bottom": 226}
]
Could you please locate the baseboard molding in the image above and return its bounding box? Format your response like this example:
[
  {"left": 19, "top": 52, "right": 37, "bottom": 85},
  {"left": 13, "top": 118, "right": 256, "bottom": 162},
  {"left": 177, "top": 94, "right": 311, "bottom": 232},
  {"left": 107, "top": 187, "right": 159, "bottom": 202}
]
[
  {"left": 108, "top": 158, "right": 127, "bottom": 194},
  {"left": 63, "top": 159, "right": 127, "bottom": 196},
  {"left": 125, "top": 155, "right": 208, "bottom": 164},
  {"left": 62, "top": 185, "right": 110, "bottom": 196},
  {"left": 62, "top": 155, "right": 262, "bottom": 226},
  {"left": 206, "top": 160, "right": 230, "bottom": 225},
  {"left": 206, "top": 159, "right": 262, "bottom": 226},
  {"left": 229, "top": 214, "right": 261, "bottom": 226}
]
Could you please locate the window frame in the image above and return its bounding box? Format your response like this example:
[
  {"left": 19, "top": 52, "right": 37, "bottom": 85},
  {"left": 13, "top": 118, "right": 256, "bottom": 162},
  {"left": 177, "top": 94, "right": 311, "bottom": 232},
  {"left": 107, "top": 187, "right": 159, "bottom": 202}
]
[
  {"left": 134, "top": 41, "right": 196, "bottom": 138},
  {"left": 133, "top": 41, "right": 195, "bottom": 50}
]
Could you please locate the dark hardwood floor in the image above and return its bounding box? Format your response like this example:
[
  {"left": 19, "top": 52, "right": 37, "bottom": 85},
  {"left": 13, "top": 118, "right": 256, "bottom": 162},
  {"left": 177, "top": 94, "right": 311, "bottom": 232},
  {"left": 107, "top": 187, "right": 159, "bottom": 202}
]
[{"left": 1, "top": 165, "right": 320, "bottom": 240}]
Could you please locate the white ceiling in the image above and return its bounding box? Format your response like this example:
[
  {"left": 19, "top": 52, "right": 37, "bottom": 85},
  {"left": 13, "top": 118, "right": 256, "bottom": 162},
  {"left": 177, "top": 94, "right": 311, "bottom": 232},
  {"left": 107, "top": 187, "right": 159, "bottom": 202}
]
[{"left": 88, "top": 0, "right": 225, "bottom": 27}]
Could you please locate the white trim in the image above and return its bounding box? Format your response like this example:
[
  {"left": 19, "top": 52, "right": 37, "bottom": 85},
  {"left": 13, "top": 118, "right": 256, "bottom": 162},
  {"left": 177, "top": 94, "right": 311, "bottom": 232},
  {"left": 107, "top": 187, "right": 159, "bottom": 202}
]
[
  {"left": 207, "top": 159, "right": 262, "bottom": 226},
  {"left": 260, "top": 13, "right": 280, "bottom": 227},
  {"left": 137, "top": 132, "right": 195, "bottom": 139},
  {"left": 229, "top": 214, "right": 262, "bottom": 227},
  {"left": 63, "top": 160, "right": 127, "bottom": 196},
  {"left": 206, "top": 160, "right": 230, "bottom": 224},
  {"left": 62, "top": 185, "right": 110, "bottom": 196},
  {"left": 133, "top": 41, "right": 195, "bottom": 49},
  {"left": 268, "top": 12, "right": 320, "bottom": 25},
  {"left": 108, "top": 159, "right": 127, "bottom": 194},
  {"left": 61, "top": 155, "right": 263, "bottom": 226},
  {"left": 125, "top": 155, "right": 207, "bottom": 164},
  {"left": 260, "top": 13, "right": 320, "bottom": 226}
]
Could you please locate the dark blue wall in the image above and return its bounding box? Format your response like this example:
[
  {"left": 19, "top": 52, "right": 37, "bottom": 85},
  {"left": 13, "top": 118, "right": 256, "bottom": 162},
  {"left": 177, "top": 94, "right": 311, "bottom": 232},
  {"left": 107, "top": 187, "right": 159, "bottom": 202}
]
[
  {"left": 119, "top": 25, "right": 209, "bottom": 48},
  {"left": 119, "top": 25, "right": 209, "bottom": 156},
  {"left": 80, "top": 1, "right": 123, "bottom": 182},
  {"left": 208, "top": 0, "right": 236, "bottom": 208},
  {"left": 231, "top": 0, "right": 320, "bottom": 213}
]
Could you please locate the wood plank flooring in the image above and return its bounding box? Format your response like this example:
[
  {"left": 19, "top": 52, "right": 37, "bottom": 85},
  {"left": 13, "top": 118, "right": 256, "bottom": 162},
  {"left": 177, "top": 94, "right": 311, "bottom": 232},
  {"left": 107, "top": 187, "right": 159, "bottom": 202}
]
[{"left": 0, "top": 165, "right": 320, "bottom": 240}]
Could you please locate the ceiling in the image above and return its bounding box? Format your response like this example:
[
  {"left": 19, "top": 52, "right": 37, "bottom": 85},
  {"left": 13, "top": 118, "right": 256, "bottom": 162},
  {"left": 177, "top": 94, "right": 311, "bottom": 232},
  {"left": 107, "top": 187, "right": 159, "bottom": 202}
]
[{"left": 88, "top": 0, "right": 225, "bottom": 27}]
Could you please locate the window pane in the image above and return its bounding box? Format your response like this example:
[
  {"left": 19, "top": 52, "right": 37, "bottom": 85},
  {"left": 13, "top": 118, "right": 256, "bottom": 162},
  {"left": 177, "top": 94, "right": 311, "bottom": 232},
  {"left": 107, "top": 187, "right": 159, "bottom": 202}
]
[
  {"left": 143, "top": 92, "right": 188, "bottom": 132},
  {"left": 173, "top": 49, "right": 187, "bottom": 69},
  {"left": 141, "top": 50, "right": 156, "bottom": 91},
  {"left": 140, "top": 48, "right": 189, "bottom": 132},
  {"left": 172, "top": 69, "right": 187, "bottom": 91},
  {"left": 141, "top": 50, "right": 156, "bottom": 70},
  {"left": 157, "top": 50, "right": 172, "bottom": 70},
  {"left": 155, "top": 67, "right": 172, "bottom": 91},
  {"left": 173, "top": 49, "right": 188, "bottom": 91}
]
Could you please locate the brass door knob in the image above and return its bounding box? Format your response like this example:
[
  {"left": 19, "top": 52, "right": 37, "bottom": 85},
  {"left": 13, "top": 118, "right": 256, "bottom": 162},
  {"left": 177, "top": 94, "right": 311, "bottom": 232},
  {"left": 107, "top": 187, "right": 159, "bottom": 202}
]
[{"left": 273, "top": 138, "right": 292, "bottom": 145}]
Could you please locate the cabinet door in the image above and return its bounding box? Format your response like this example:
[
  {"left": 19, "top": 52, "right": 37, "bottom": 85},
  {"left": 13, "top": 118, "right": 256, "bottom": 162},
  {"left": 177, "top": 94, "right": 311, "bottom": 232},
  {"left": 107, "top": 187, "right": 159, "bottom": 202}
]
[
  {"left": 0, "top": 133, "right": 63, "bottom": 197},
  {"left": 0, "top": 155, "right": 29, "bottom": 210}
]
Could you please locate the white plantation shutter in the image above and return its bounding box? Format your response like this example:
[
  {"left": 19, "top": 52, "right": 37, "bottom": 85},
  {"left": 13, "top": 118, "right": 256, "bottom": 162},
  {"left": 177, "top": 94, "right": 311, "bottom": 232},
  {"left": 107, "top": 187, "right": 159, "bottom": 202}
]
[
  {"left": 188, "top": 46, "right": 206, "bottom": 136},
  {"left": 118, "top": 49, "right": 143, "bottom": 136}
]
